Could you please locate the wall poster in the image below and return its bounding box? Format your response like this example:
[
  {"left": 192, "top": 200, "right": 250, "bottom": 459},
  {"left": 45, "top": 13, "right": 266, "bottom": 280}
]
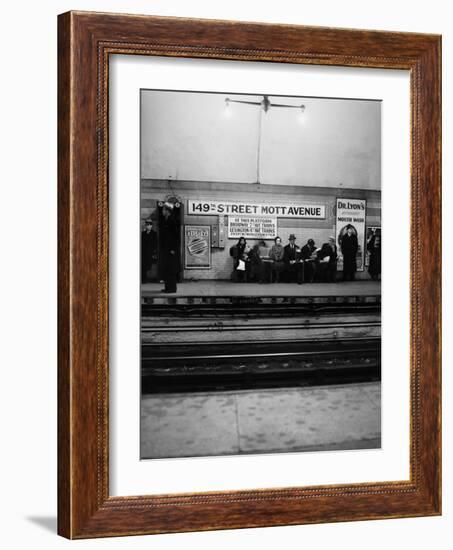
[
  {"left": 184, "top": 225, "right": 211, "bottom": 269},
  {"left": 335, "top": 198, "right": 367, "bottom": 271}
]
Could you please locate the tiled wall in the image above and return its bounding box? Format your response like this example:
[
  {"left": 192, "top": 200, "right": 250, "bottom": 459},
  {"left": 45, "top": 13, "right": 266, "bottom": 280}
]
[{"left": 142, "top": 179, "right": 381, "bottom": 280}]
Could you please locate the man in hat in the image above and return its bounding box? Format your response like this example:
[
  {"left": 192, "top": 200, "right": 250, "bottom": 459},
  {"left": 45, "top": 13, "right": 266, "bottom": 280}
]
[
  {"left": 340, "top": 224, "right": 359, "bottom": 281},
  {"left": 141, "top": 218, "right": 157, "bottom": 283},
  {"left": 160, "top": 202, "right": 179, "bottom": 293},
  {"left": 283, "top": 234, "right": 303, "bottom": 284}
]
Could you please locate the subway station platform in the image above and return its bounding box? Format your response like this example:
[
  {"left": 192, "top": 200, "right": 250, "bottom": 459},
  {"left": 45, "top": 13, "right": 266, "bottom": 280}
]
[
  {"left": 142, "top": 280, "right": 381, "bottom": 305},
  {"left": 141, "top": 382, "right": 381, "bottom": 459}
]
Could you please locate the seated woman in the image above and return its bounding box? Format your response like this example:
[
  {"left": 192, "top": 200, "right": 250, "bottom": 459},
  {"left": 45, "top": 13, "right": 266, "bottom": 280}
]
[
  {"left": 258, "top": 240, "right": 272, "bottom": 283},
  {"left": 248, "top": 243, "right": 263, "bottom": 282},
  {"left": 229, "top": 237, "right": 247, "bottom": 282},
  {"left": 316, "top": 236, "right": 338, "bottom": 282},
  {"left": 268, "top": 236, "right": 285, "bottom": 283},
  {"left": 243, "top": 244, "right": 252, "bottom": 281}
]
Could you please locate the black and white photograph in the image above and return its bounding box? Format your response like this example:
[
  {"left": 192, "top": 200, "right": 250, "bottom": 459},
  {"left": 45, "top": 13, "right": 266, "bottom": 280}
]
[
  {"left": 140, "top": 89, "right": 381, "bottom": 460},
  {"left": 1, "top": 0, "right": 447, "bottom": 545}
]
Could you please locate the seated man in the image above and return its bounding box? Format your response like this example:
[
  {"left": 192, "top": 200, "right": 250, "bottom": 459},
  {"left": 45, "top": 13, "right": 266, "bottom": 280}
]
[
  {"left": 317, "top": 236, "right": 338, "bottom": 282},
  {"left": 283, "top": 234, "right": 303, "bottom": 284},
  {"left": 301, "top": 238, "right": 317, "bottom": 283}
]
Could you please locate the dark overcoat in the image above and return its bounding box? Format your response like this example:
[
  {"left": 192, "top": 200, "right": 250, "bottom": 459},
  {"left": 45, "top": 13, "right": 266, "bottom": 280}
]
[
  {"left": 283, "top": 243, "right": 301, "bottom": 264},
  {"left": 160, "top": 215, "right": 180, "bottom": 291},
  {"left": 340, "top": 233, "right": 358, "bottom": 273},
  {"left": 141, "top": 229, "right": 157, "bottom": 266},
  {"left": 367, "top": 236, "right": 381, "bottom": 277}
]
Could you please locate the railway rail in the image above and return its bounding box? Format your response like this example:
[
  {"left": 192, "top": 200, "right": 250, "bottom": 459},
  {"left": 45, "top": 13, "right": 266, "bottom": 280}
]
[
  {"left": 142, "top": 337, "right": 380, "bottom": 393},
  {"left": 142, "top": 300, "right": 380, "bottom": 318},
  {"left": 141, "top": 295, "right": 381, "bottom": 393}
]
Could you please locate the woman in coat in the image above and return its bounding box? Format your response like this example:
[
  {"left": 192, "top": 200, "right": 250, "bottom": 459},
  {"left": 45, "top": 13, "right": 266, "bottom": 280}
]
[
  {"left": 317, "top": 237, "right": 338, "bottom": 282},
  {"left": 248, "top": 243, "right": 263, "bottom": 282},
  {"left": 230, "top": 237, "right": 247, "bottom": 282}
]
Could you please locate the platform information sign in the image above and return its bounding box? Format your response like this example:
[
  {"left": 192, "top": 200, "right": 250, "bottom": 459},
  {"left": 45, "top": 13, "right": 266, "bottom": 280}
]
[{"left": 228, "top": 217, "right": 277, "bottom": 240}]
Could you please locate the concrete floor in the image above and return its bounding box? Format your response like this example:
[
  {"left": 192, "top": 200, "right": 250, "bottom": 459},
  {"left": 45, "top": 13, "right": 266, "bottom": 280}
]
[
  {"left": 141, "top": 382, "right": 381, "bottom": 459},
  {"left": 142, "top": 280, "right": 380, "bottom": 297}
]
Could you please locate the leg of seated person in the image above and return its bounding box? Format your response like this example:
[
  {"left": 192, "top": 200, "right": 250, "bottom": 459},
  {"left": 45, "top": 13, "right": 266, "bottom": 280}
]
[
  {"left": 277, "top": 262, "right": 284, "bottom": 283},
  {"left": 306, "top": 262, "right": 315, "bottom": 283},
  {"left": 297, "top": 263, "right": 303, "bottom": 284}
]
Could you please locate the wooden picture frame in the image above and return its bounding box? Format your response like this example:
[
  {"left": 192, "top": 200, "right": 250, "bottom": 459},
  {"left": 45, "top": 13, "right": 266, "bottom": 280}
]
[{"left": 58, "top": 11, "right": 441, "bottom": 539}]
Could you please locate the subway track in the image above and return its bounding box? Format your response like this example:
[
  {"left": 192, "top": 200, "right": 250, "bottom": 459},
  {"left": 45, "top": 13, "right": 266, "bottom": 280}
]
[
  {"left": 141, "top": 311, "right": 380, "bottom": 345},
  {"left": 142, "top": 300, "right": 380, "bottom": 318},
  {"left": 141, "top": 319, "right": 380, "bottom": 336},
  {"left": 141, "top": 337, "right": 380, "bottom": 393},
  {"left": 141, "top": 296, "right": 381, "bottom": 394}
]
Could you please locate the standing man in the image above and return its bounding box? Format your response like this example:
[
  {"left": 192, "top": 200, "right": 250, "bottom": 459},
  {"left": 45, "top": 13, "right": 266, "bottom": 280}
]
[
  {"left": 340, "top": 224, "right": 359, "bottom": 281},
  {"left": 160, "top": 202, "right": 179, "bottom": 293},
  {"left": 141, "top": 219, "right": 157, "bottom": 283},
  {"left": 283, "top": 234, "right": 303, "bottom": 284}
]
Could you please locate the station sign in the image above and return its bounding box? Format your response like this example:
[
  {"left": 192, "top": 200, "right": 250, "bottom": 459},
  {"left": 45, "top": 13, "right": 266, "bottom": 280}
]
[{"left": 188, "top": 199, "right": 325, "bottom": 219}]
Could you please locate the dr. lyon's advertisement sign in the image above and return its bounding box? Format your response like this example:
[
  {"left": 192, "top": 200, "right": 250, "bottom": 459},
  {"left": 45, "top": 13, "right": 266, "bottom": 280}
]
[{"left": 335, "top": 198, "right": 366, "bottom": 271}]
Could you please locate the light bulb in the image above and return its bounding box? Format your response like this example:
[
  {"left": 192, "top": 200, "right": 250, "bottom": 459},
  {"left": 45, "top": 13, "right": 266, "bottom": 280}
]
[
  {"left": 224, "top": 97, "right": 232, "bottom": 118},
  {"left": 298, "top": 104, "right": 306, "bottom": 124}
]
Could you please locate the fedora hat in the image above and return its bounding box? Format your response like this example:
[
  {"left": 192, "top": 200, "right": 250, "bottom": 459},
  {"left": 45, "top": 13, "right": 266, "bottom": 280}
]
[{"left": 288, "top": 234, "right": 296, "bottom": 240}]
